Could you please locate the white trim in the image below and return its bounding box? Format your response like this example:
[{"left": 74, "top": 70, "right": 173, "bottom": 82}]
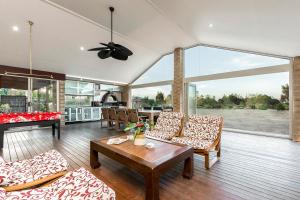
[
  {"left": 187, "top": 43, "right": 292, "bottom": 60},
  {"left": 66, "top": 75, "right": 128, "bottom": 86},
  {"left": 224, "top": 128, "right": 290, "bottom": 139},
  {"left": 131, "top": 80, "right": 173, "bottom": 89},
  {"left": 185, "top": 64, "right": 290, "bottom": 83}
]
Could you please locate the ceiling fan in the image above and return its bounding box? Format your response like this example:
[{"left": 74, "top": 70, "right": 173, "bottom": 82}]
[{"left": 88, "top": 7, "right": 133, "bottom": 61}]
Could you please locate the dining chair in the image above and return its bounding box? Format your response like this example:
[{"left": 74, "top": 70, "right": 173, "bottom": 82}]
[
  {"left": 101, "top": 108, "right": 110, "bottom": 128},
  {"left": 116, "top": 108, "right": 128, "bottom": 130},
  {"left": 107, "top": 108, "right": 118, "bottom": 129}
]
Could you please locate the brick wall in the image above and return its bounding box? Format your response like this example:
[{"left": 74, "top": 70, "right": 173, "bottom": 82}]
[
  {"left": 58, "top": 80, "right": 65, "bottom": 126},
  {"left": 172, "top": 48, "right": 184, "bottom": 112},
  {"left": 121, "top": 85, "right": 131, "bottom": 108},
  {"left": 292, "top": 57, "right": 300, "bottom": 141}
]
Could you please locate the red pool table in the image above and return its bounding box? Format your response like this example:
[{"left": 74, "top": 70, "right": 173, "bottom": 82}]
[{"left": 0, "top": 112, "right": 61, "bottom": 149}]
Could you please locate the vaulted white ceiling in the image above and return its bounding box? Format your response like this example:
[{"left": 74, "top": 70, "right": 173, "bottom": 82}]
[{"left": 0, "top": 0, "right": 299, "bottom": 84}]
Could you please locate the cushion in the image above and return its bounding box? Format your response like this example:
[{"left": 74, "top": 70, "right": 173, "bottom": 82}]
[
  {"left": 184, "top": 115, "right": 222, "bottom": 140},
  {"left": 172, "top": 136, "right": 214, "bottom": 150},
  {"left": 0, "top": 150, "right": 69, "bottom": 187},
  {"left": 145, "top": 130, "right": 175, "bottom": 141},
  {"left": 146, "top": 112, "right": 184, "bottom": 140},
  {"left": 2, "top": 168, "right": 116, "bottom": 200}
]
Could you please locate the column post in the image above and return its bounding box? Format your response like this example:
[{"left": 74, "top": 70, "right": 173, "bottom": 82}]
[
  {"left": 173, "top": 47, "right": 185, "bottom": 113},
  {"left": 292, "top": 57, "right": 300, "bottom": 141},
  {"left": 58, "top": 80, "right": 65, "bottom": 126},
  {"left": 121, "top": 85, "right": 132, "bottom": 108}
]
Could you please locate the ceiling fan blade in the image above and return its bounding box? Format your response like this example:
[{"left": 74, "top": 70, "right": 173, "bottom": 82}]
[
  {"left": 114, "top": 44, "right": 133, "bottom": 56},
  {"left": 88, "top": 47, "right": 108, "bottom": 51},
  {"left": 111, "top": 51, "right": 128, "bottom": 60},
  {"left": 98, "top": 50, "right": 111, "bottom": 59},
  {"left": 100, "top": 42, "right": 115, "bottom": 49}
]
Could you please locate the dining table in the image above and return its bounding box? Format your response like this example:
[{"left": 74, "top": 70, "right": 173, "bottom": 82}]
[{"left": 138, "top": 110, "right": 161, "bottom": 124}]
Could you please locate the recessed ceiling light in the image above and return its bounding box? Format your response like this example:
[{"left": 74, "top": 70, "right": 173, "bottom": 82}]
[
  {"left": 12, "top": 26, "right": 19, "bottom": 32},
  {"left": 208, "top": 24, "right": 214, "bottom": 28},
  {"left": 80, "top": 46, "right": 85, "bottom": 51}
]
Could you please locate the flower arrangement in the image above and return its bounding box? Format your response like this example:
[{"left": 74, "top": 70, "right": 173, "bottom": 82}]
[{"left": 124, "top": 121, "right": 150, "bottom": 141}]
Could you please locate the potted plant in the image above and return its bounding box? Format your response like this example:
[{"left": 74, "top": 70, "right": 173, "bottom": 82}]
[{"left": 124, "top": 121, "right": 149, "bottom": 145}]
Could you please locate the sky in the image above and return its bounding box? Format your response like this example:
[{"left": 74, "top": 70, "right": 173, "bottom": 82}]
[{"left": 132, "top": 46, "right": 290, "bottom": 99}]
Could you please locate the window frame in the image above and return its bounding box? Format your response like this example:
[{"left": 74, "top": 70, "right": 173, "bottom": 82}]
[{"left": 184, "top": 44, "right": 292, "bottom": 138}]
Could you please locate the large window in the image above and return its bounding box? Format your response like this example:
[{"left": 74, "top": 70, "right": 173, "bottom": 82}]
[
  {"left": 132, "top": 54, "right": 174, "bottom": 85},
  {"left": 185, "top": 45, "right": 291, "bottom": 136},
  {"left": 0, "top": 76, "right": 58, "bottom": 113},
  {"left": 185, "top": 46, "right": 289, "bottom": 77},
  {"left": 131, "top": 53, "right": 174, "bottom": 109},
  {"left": 132, "top": 85, "right": 172, "bottom": 109},
  {"left": 188, "top": 73, "right": 289, "bottom": 135}
]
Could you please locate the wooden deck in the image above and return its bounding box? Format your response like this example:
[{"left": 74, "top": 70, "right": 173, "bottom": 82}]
[{"left": 1, "top": 122, "right": 300, "bottom": 200}]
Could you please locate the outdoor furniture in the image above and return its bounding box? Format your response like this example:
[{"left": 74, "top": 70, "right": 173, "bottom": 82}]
[
  {"left": 153, "top": 106, "right": 163, "bottom": 111},
  {"left": 0, "top": 112, "right": 61, "bottom": 149},
  {"left": 163, "top": 106, "right": 173, "bottom": 112},
  {"left": 101, "top": 108, "right": 110, "bottom": 128},
  {"left": 128, "top": 109, "right": 147, "bottom": 123},
  {"left": 116, "top": 108, "right": 128, "bottom": 130},
  {"left": 107, "top": 108, "right": 118, "bottom": 129},
  {"left": 0, "top": 168, "right": 116, "bottom": 199},
  {"left": 145, "top": 112, "right": 184, "bottom": 140},
  {"left": 143, "top": 106, "right": 152, "bottom": 110},
  {"left": 0, "top": 150, "right": 69, "bottom": 192},
  {"left": 171, "top": 115, "right": 223, "bottom": 169},
  {"left": 138, "top": 110, "right": 161, "bottom": 124},
  {"left": 90, "top": 135, "right": 193, "bottom": 200}
]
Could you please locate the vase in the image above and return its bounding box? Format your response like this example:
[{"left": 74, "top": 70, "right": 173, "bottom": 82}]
[{"left": 134, "top": 134, "right": 146, "bottom": 146}]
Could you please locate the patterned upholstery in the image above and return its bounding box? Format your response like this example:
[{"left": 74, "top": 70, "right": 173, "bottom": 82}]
[
  {"left": 0, "top": 168, "right": 116, "bottom": 200},
  {"left": 0, "top": 150, "right": 69, "bottom": 187},
  {"left": 171, "top": 115, "right": 223, "bottom": 150},
  {"left": 145, "top": 130, "right": 175, "bottom": 141},
  {"left": 145, "top": 112, "right": 184, "bottom": 140},
  {"left": 172, "top": 137, "right": 213, "bottom": 150},
  {"left": 184, "top": 115, "right": 223, "bottom": 140}
]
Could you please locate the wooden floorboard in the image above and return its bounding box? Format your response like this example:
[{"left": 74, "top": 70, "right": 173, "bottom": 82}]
[{"left": 1, "top": 122, "right": 300, "bottom": 200}]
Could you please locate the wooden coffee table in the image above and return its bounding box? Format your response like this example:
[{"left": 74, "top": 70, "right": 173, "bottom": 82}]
[{"left": 90, "top": 135, "right": 194, "bottom": 200}]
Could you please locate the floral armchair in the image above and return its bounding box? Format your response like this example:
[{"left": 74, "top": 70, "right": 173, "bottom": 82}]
[
  {"left": 0, "top": 167, "right": 116, "bottom": 199},
  {"left": 172, "top": 115, "right": 223, "bottom": 169},
  {"left": 0, "top": 150, "right": 69, "bottom": 191},
  {"left": 145, "top": 112, "right": 184, "bottom": 140}
]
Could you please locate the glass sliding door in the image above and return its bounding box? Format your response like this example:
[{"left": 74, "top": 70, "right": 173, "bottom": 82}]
[
  {"left": 186, "top": 83, "right": 197, "bottom": 115},
  {"left": 187, "top": 72, "right": 290, "bottom": 135},
  {"left": 0, "top": 76, "right": 28, "bottom": 113},
  {"left": 31, "top": 78, "right": 57, "bottom": 112}
]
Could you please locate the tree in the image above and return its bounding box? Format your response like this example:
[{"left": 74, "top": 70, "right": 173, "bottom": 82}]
[
  {"left": 280, "top": 84, "right": 289, "bottom": 103},
  {"left": 155, "top": 92, "right": 165, "bottom": 105},
  {"left": 165, "top": 94, "right": 172, "bottom": 105}
]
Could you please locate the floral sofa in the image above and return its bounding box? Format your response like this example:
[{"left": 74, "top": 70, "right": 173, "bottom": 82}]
[
  {"left": 0, "top": 167, "right": 116, "bottom": 200},
  {"left": 172, "top": 115, "right": 223, "bottom": 169},
  {"left": 145, "top": 112, "right": 184, "bottom": 140},
  {"left": 0, "top": 150, "right": 69, "bottom": 191}
]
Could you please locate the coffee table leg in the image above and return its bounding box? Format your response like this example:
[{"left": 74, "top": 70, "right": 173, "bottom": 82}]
[
  {"left": 145, "top": 172, "right": 159, "bottom": 200},
  {"left": 90, "top": 149, "right": 101, "bottom": 169},
  {"left": 183, "top": 155, "right": 194, "bottom": 179}
]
